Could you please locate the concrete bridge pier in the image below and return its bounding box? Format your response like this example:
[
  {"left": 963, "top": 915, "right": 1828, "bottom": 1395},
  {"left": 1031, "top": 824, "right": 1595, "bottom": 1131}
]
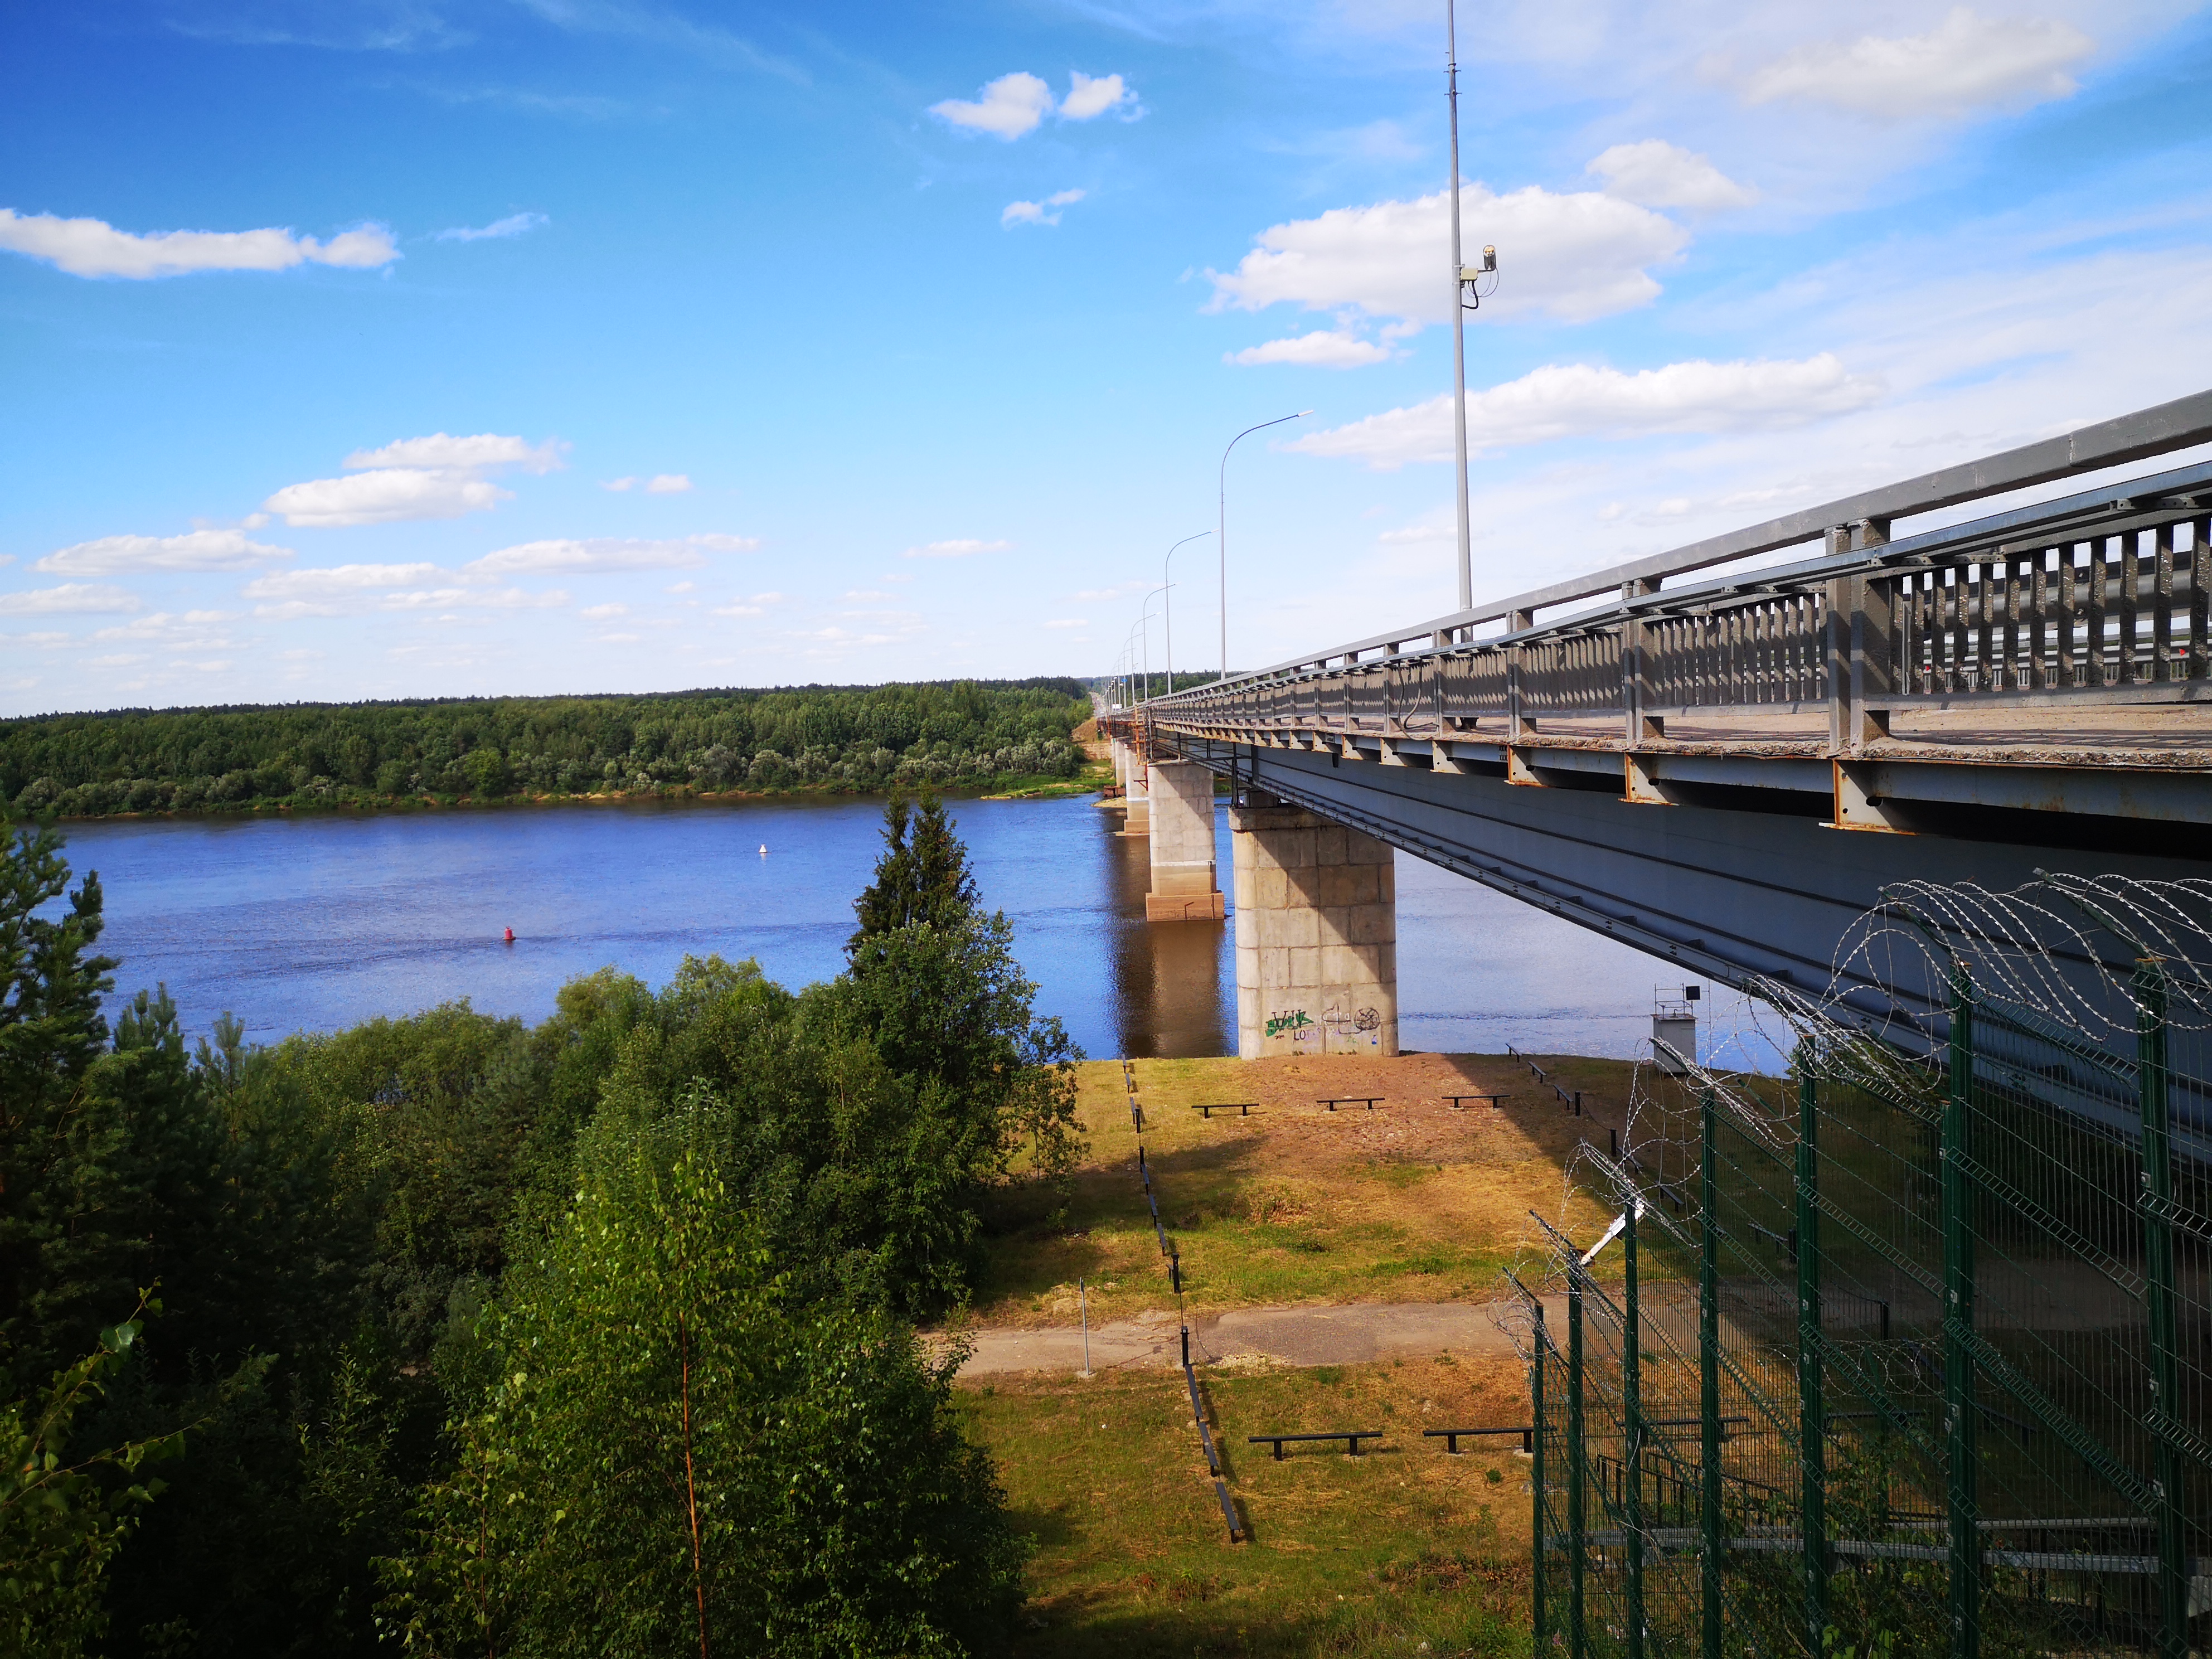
[
  {"left": 1229, "top": 790, "right": 1397, "bottom": 1059},
  {"left": 1145, "top": 760, "right": 1225, "bottom": 923},
  {"left": 1118, "top": 741, "right": 1149, "bottom": 836}
]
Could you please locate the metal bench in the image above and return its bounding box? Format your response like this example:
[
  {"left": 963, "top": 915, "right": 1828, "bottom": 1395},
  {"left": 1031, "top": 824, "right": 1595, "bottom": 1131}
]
[
  {"left": 1424, "top": 1425, "right": 1534, "bottom": 1454},
  {"left": 1248, "top": 1429, "right": 1385, "bottom": 1460},
  {"left": 1192, "top": 1102, "right": 1256, "bottom": 1118},
  {"left": 1318, "top": 1097, "right": 1383, "bottom": 1112},
  {"left": 1444, "top": 1093, "right": 1500, "bottom": 1109}
]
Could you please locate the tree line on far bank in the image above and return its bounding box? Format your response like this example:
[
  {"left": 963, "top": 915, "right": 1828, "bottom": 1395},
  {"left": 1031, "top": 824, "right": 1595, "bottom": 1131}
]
[
  {"left": 1, "top": 793, "right": 1079, "bottom": 1656},
  {"left": 0, "top": 680, "right": 1094, "bottom": 819}
]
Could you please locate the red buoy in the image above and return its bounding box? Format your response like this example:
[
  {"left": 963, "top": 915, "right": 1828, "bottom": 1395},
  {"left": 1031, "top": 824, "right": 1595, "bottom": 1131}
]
[{"left": 503, "top": 927, "right": 515, "bottom": 944}]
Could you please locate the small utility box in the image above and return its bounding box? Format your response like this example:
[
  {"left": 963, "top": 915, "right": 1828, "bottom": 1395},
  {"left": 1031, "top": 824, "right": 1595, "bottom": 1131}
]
[{"left": 1652, "top": 983, "right": 1701, "bottom": 1075}]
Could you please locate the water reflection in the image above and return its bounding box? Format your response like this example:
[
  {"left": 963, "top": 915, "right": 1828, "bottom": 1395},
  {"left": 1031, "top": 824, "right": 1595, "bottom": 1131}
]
[{"left": 1095, "top": 806, "right": 1233, "bottom": 1059}]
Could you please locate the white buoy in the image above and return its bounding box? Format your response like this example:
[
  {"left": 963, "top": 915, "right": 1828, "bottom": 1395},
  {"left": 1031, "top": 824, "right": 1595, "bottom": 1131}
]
[{"left": 758, "top": 843, "right": 768, "bottom": 856}]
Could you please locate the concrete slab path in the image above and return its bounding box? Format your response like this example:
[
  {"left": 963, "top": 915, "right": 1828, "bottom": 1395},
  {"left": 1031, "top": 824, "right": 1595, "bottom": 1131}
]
[{"left": 939, "top": 1297, "right": 1566, "bottom": 1377}]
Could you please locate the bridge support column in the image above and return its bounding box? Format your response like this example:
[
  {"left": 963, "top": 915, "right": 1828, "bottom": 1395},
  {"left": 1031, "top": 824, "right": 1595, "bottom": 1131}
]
[
  {"left": 1121, "top": 747, "right": 1149, "bottom": 836},
  {"left": 1146, "top": 761, "right": 1224, "bottom": 921},
  {"left": 1229, "top": 793, "right": 1397, "bottom": 1058}
]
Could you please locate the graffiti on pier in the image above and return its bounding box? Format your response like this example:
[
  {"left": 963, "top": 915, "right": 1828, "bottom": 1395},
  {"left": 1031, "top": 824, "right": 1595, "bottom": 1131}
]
[{"left": 1265, "top": 1007, "right": 1316, "bottom": 1041}]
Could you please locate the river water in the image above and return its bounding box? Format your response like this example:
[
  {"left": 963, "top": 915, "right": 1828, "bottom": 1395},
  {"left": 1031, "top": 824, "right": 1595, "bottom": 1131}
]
[{"left": 41, "top": 795, "right": 1774, "bottom": 1066}]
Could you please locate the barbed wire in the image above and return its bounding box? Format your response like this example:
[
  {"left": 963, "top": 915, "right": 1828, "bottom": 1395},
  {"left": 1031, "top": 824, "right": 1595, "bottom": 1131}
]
[{"left": 1494, "top": 872, "right": 2212, "bottom": 1366}]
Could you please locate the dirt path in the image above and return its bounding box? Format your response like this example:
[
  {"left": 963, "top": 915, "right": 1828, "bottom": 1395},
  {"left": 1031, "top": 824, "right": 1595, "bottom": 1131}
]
[{"left": 939, "top": 1295, "right": 1568, "bottom": 1377}]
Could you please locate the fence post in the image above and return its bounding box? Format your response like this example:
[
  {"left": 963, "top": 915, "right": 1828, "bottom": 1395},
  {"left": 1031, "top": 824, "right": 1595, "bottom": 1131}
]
[
  {"left": 1943, "top": 968, "right": 1981, "bottom": 1659},
  {"left": 1569, "top": 1270, "right": 1588, "bottom": 1659},
  {"left": 2136, "top": 955, "right": 2188, "bottom": 1659},
  {"left": 1700, "top": 1085, "right": 1722, "bottom": 1659},
  {"left": 1532, "top": 1306, "right": 1549, "bottom": 1651},
  {"left": 1796, "top": 1049, "right": 1827, "bottom": 1650},
  {"left": 1624, "top": 1197, "right": 1646, "bottom": 1659}
]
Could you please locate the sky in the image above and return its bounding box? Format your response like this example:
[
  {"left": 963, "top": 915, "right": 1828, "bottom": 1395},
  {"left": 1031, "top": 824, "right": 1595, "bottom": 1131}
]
[{"left": 4, "top": 0, "right": 2212, "bottom": 715}]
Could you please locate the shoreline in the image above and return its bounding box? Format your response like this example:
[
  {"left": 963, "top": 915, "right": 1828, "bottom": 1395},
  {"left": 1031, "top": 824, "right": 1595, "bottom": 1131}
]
[{"left": 22, "top": 770, "right": 1110, "bottom": 826}]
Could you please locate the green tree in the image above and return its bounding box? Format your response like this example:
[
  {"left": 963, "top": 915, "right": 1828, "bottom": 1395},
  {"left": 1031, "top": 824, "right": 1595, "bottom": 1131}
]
[
  {"left": 0, "top": 1305, "right": 190, "bottom": 1659},
  {"left": 847, "top": 791, "right": 979, "bottom": 952},
  {"left": 387, "top": 1105, "right": 1025, "bottom": 1657}
]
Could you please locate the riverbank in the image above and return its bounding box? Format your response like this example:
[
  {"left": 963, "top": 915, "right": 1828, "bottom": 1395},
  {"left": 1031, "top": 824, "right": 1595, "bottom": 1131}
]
[{"left": 24, "top": 763, "right": 1111, "bottom": 823}]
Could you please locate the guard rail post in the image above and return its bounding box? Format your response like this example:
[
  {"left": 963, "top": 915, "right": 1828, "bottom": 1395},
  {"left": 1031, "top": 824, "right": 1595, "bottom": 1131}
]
[{"left": 1507, "top": 608, "right": 1533, "bottom": 744}]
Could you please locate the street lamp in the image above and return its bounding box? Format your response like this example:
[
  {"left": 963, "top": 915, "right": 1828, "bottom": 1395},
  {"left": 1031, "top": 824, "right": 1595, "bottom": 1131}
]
[
  {"left": 1447, "top": 0, "right": 1499, "bottom": 618},
  {"left": 1138, "top": 583, "right": 1171, "bottom": 702},
  {"left": 1219, "top": 410, "right": 1312, "bottom": 679},
  {"left": 1162, "top": 530, "right": 1209, "bottom": 696}
]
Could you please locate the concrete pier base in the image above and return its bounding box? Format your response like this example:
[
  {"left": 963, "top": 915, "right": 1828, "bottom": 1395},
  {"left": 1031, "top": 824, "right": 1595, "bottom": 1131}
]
[
  {"left": 1145, "top": 760, "right": 1225, "bottom": 922},
  {"left": 1117, "top": 739, "right": 1149, "bottom": 836},
  {"left": 1230, "top": 793, "right": 1396, "bottom": 1059}
]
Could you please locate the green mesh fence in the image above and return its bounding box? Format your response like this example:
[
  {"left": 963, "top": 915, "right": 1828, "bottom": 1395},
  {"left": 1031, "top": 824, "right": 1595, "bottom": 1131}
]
[{"left": 1512, "top": 876, "right": 2212, "bottom": 1658}]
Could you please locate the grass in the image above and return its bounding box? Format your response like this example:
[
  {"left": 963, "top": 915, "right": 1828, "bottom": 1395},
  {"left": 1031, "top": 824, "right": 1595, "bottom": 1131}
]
[
  {"left": 957, "top": 1047, "right": 1661, "bottom": 1655},
  {"left": 974, "top": 1052, "right": 1632, "bottom": 1328},
  {"left": 961, "top": 1352, "right": 1535, "bottom": 1658}
]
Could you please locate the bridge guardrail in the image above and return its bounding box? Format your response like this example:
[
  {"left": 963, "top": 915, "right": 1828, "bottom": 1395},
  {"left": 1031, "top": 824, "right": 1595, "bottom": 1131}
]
[{"left": 1139, "top": 438, "right": 2212, "bottom": 766}]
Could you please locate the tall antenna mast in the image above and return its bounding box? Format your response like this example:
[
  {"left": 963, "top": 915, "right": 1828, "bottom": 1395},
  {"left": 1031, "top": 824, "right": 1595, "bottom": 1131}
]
[{"left": 1447, "top": 0, "right": 1473, "bottom": 615}]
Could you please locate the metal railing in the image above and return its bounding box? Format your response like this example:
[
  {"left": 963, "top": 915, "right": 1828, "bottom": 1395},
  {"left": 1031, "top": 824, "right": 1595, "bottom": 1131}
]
[{"left": 1141, "top": 391, "right": 2212, "bottom": 761}]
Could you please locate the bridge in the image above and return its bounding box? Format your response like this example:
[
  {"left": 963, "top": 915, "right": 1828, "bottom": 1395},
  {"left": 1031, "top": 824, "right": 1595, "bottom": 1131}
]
[{"left": 1099, "top": 389, "right": 2212, "bottom": 1060}]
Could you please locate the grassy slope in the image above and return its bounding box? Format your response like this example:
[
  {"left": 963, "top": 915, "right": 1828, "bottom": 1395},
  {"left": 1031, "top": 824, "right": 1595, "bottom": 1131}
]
[{"left": 964, "top": 1050, "right": 1650, "bottom": 1657}]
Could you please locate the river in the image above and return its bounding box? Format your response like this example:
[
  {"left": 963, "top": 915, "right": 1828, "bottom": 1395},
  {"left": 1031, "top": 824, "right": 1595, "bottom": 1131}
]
[{"left": 38, "top": 795, "right": 1777, "bottom": 1066}]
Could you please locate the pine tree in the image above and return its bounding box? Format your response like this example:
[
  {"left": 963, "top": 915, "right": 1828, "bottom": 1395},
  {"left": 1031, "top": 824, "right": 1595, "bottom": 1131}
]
[{"left": 846, "top": 791, "right": 978, "bottom": 957}]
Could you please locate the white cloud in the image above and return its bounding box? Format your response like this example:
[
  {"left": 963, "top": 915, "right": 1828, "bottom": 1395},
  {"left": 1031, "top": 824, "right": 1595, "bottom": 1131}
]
[
  {"left": 584, "top": 468, "right": 691, "bottom": 492},
  {"left": 265, "top": 469, "right": 513, "bottom": 528},
  {"left": 580, "top": 602, "right": 629, "bottom": 619},
  {"left": 1377, "top": 521, "right": 1454, "bottom": 545},
  {"left": 1002, "top": 189, "right": 1086, "bottom": 228},
  {"left": 1060, "top": 71, "right": 1135, "bottom": 122},
  {"left": 464, "top": 533, "right": 760, "bottom": 576},
  {"left": 0, "top": 210, "right": 399, "bottom": 280},
  {"left": 903, "top": 539, "right": 1012, "bottom": 559},
  {"left": 434, "top": 211, "right": 549, "bottom": 242},
  {"left": 344, "top": 433, "right": 566, "bottom": 473},
  {"left": 1228, "top": 329, "right": 1393, "bottom": 368},
  {"left": 1587, "top": 141, "right": 1757, "bottom": 211},
  {"left": 263, "top": 432, "right": 564, "bottom": 527},
  {"left": 1740, "top": 8, "right": 2095, "bottom": 121},
  {"left": 37, "top": 528, "right": 294, "bottom": 575},
  {"left": 380, "top": 586, "right": 565, "bottom": 612},
  {"left": 245, "top": 563, "right": 444, "bottom": 601},
  {"left": 1073, "top": 580, "right": 1147, "bottom": 601},
  {"left": 712, "top": 601, "right": 764, "bottom": 617},
  {"left": 1209, "top": 184, "right": 1688, "bottom": 328},
  {"left": 1291, "top": 354, "right": 1883, "bottom": 468},
  {"left": 0, "top": 584, "right": 141, "bottom": 615},
  {"left": 665, "top": 580, "right": 696, "bottom": 593},
  {"left": 930, "top": 70, "right": 1138, "bottom": 139},
  {"left": 930, "top": 71, "right": 1056, "bottom": 139}
]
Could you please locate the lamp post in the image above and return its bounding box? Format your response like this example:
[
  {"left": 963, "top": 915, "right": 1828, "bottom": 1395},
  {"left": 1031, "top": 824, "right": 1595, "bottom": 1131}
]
[
  {"left": 1219, "top": 411, "right": 1312, "bottom": 680},
  {"left": 1447, "top": 0, "right": 1472, "bottom": 613},
  {"left": 1162, "top": 530, "right": 1210, "bottom": 696},
  {"left": 1137, "top": 584, "right": 1170, "bottom": 702}
]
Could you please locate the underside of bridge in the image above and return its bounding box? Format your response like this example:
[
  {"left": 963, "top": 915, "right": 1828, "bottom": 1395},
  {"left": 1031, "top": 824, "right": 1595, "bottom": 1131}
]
[{"left": 1152, "top": 733, "right": 2204, "bottom": 1044}]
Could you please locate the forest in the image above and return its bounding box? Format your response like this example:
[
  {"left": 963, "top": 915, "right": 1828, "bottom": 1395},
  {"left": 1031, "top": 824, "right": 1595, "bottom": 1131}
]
[
  {"left": 1, "top": 795, "right": 1081, "bottom": 1656},
  {"left": 0, "top": 680, "right": 1094, "bottom": 818}
]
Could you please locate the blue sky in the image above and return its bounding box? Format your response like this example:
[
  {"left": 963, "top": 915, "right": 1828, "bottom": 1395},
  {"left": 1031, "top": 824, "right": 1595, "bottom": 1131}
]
[{"left": 4, "top": 0, "right": 2211, "bottom": 714}]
